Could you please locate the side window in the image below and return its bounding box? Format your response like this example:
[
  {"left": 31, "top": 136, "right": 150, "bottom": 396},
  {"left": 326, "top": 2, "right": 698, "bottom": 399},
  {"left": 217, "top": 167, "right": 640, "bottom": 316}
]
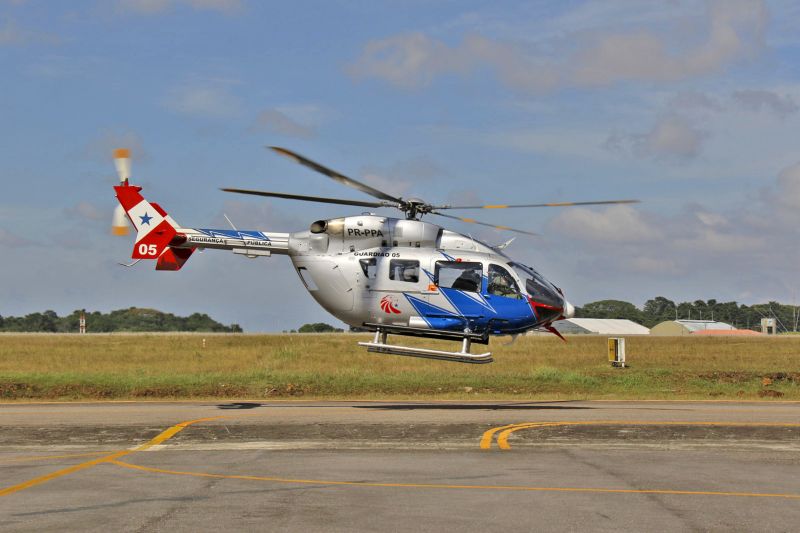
[
  {"left": 487, "top": 264, "right": 522, "bottom": 299},
  {"left": 435, "top": 261, "right": 482, "bottom": 293},
  {"left": 389, "top": 259, "right": 419, "bottom": 283},
  {"left": 359, "top": 258, "right": 377, "bottom": 279}
]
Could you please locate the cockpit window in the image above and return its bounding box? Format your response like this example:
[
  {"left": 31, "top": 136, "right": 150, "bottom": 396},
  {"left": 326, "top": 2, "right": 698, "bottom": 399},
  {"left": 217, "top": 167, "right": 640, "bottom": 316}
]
[
  {"left": 435, "top": 261, "right": 482, "bottom": 293},
  {"left": 509, "top": 262, "right": 562, "bottom": 307},
  {"left": 487, "top": 264, "right": 523, "bottom": 299}
]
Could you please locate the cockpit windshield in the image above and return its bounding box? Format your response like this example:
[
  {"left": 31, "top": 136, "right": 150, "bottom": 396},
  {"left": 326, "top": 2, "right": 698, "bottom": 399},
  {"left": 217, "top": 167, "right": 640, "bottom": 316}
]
[{"left": 509, "top": 262, "right": 563, "bottom": 308}]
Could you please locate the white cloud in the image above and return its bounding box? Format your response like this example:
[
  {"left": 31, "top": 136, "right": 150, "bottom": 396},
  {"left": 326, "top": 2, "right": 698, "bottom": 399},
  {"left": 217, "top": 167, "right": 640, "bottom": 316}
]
[
  {"left": 348, "top": 32, "right": 559, "bottom": 92},
  {"left": 542, "top": 161, "right": 800, "bottom": 286},
  {"left": 164, "top": 85, "right": 241, "bottom": 119},
  {"left": 573, "top": 0, "right": 767, "bottom": 85},
  {"left": 348, "top": 32, "right": 473, "bottom": 89},
  {"left": 349, "top": 0, "right": 767, "bottom": 93},
  {"left": 250, "top": 108, "right": 315, "bottom": 139},
  {"left": 550, "top": 205, "right": 660, "bottom": 243},
  {"left": 605, "top": 115, "right": 706, "bottom": 160}
]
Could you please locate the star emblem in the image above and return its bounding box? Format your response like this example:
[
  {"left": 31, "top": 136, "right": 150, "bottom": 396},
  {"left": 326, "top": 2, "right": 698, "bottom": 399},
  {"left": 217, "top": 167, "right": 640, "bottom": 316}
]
[{"left": 139, "top": 212, "right": 153, "bottom": 225}]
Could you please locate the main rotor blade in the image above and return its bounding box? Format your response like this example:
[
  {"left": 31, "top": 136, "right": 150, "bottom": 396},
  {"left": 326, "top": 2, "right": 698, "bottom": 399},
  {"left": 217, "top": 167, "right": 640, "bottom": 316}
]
[
  {"left": 431, "top": 212, "right": 539, "bottom": 236},
  {"left": 435, "top": 199, "right": 640, "bottom": 210},
  {"left": 269, "top": 147, "right": 404, "bottom": 204},
  {"left": 221, "top": 188, "right": 392, "bottom": 208}
]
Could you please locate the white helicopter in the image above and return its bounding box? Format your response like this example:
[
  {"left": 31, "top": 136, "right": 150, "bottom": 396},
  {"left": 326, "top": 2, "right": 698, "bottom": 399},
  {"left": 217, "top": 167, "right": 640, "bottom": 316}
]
[{"left": 112, "top": 147, "right": 638, "bottom": 363}]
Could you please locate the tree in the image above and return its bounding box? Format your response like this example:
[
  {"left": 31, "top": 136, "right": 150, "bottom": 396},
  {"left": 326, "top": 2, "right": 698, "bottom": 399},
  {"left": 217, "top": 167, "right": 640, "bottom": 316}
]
[
  {"left": 642, "top": 296, "right": 676, "bottom": 327},
  {"left": 576, "top": 300, "right": 643, "bottom": 324},
  {"left": 0, "top": 308, "right": 243, "bottom": 333},
  {"left": 297, "top": 322, "right": 344, "bottom": 333}
]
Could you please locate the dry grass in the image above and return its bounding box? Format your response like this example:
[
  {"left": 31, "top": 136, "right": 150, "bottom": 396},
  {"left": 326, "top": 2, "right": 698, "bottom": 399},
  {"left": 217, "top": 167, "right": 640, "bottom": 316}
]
[{"left": 0, "top": 333, "right": 798, "bottom": 400}]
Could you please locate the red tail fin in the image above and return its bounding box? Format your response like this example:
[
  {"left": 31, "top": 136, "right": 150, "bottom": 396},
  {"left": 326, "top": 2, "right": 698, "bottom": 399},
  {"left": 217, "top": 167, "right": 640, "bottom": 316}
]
[{"left": 115, "top": 184, "right": 192, "bottom": 268}]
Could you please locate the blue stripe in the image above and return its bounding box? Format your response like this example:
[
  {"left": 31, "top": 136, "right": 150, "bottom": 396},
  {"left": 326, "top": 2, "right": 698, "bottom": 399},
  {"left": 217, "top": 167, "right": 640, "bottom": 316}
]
[{"left": 196, "top": 229, "right": 271, "bottom": 241}]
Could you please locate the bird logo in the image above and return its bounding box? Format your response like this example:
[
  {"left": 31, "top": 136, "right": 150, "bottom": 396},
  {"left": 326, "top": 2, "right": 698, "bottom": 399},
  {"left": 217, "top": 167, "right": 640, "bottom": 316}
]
[{"left": 380, "top": 295, "right": 401, "bottom": 314}]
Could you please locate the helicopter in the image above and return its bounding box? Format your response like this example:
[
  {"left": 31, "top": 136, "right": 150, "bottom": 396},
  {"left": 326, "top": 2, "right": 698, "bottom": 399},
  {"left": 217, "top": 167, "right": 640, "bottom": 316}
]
[{"left": 111, "top": 147, "right": 638, "bottom": 363}]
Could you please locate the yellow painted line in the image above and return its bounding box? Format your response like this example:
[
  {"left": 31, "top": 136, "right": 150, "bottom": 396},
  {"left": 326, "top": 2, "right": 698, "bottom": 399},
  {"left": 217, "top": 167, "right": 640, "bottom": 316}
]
[
  {"left": 483, "top": 420, "right": 800, "bottom": 450},
  {"left": 0, "top": 449, "right": 132, "bottom": 497},
  {"left": 0, "top": 415, "right": 226, "bottom": 497},
  {"left": 108, "top": 460, "right": 800, "bottom": 500},
  {"left": 0, "top": 451, "right": 109, "bottom": 464},
  {"left": 479, "top": 423, "right": 520, "bottom": 449},
  {"left": 496, "top": 422, "right": 563, "bottom": 450}
]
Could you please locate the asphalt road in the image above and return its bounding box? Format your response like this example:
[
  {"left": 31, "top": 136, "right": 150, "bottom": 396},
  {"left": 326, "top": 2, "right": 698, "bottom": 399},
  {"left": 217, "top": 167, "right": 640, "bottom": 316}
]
[{"left": 1, "top": 400, "right": 799, "bottom": 532}]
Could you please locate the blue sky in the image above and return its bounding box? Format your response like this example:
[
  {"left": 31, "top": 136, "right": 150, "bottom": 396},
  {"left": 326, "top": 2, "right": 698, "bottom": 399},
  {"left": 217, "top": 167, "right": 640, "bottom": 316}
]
[{"left": 3, "top": 0, "right": 800, "bottom": 331}]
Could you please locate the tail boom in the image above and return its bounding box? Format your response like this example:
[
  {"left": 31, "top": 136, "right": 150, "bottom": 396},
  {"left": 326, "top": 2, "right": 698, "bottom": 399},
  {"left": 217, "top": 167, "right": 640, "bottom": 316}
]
[
  {"left": 180, "top": 228, "right": 289, "bottom": 256},
  {"left": 114, "top": 184, "right": 289, "bottom": 271}
]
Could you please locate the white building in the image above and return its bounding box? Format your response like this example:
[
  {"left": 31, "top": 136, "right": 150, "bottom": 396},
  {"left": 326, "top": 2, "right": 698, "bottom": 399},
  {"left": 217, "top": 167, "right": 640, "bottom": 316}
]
[{"left": 552, "top": 318, "right": 650, "bottom": 335}]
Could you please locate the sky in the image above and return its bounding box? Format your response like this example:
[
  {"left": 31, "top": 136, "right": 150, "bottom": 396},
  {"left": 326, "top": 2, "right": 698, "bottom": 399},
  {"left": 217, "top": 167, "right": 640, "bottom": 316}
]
[{"left": 3, "top": 0, "right": 800, "bottom": 331}]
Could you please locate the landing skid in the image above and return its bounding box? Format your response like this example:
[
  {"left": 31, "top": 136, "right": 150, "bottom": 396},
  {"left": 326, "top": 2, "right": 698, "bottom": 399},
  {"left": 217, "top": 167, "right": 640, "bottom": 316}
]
[{"left": 358, "top": 323, "right": 493, "bottom": 364}]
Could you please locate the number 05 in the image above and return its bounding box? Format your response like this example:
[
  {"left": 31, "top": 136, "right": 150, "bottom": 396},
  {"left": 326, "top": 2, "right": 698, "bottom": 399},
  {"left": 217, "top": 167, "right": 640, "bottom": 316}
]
[{"left": 138, "top": 243, "right": 158, "bottom": 256}]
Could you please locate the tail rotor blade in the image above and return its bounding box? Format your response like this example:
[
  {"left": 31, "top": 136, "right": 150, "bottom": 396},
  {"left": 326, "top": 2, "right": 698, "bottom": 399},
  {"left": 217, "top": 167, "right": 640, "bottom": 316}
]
[
  {"left": 113, "top": 148, "right": 131, "bottom": 184},
  {"left": 112, "top": 204, "right": 131, "bottom": 236},
  {"left": 112, "top": 148, "right": 132, "bottom": 236}
]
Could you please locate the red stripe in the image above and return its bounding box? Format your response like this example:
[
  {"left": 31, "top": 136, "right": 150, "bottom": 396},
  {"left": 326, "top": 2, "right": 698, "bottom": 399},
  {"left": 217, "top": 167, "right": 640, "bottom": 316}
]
[{"left": 114, "top": 185, "right": 144, "bottom": 212}]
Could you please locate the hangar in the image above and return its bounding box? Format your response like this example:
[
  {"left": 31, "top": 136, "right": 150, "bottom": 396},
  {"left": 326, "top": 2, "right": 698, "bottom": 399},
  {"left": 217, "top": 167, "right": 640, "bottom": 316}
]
[
  {"left": 650, "top": 319, "right": 737, "bottom": 336},
  {"left": 552, "top": 318, "right": 650, "bottom": 335}
]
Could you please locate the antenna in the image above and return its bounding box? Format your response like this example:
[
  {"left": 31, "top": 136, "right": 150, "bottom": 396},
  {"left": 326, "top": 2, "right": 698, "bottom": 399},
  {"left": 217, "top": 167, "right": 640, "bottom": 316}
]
[{"left": 223, "top": 213, "right": 238, "bottom": 231}]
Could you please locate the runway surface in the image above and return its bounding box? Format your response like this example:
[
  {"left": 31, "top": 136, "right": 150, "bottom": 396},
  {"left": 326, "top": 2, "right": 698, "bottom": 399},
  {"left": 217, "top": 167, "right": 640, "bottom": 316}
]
[{"left": 1, "top": 400, "right": 799, "bottom": 532}]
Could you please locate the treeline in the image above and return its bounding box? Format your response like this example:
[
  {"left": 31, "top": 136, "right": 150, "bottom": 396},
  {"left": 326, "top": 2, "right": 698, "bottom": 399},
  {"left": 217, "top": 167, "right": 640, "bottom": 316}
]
[
  {"left": 576, "top": 297, "right": 800, "bottom": 332},
  {"left": 0, "top": 308, "right": 243, "bottom": 333}
]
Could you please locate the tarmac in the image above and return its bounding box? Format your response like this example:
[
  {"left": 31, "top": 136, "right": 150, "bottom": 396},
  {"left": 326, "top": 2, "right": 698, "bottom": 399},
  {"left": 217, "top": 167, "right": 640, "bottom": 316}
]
[{"left": 1, "top": 400, "right": 799, "bottom": 532}]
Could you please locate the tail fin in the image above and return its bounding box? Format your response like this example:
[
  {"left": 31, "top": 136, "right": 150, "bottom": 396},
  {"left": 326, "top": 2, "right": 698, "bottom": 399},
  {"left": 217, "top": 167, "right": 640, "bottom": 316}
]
[{"left": 114, "top": 184, "right": 194, "bottom": 270}]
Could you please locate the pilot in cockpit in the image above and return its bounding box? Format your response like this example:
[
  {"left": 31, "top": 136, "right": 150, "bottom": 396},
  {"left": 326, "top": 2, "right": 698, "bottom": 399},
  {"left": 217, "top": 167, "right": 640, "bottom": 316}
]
[{"left": 451, "top": 269, "right": 481, "bottom": 292}]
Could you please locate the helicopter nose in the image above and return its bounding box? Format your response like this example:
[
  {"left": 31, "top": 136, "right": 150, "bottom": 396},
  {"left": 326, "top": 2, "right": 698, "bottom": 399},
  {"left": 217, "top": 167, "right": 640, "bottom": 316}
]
[{"left": 563, "top": 300, "right": 575, "bottom": 319}]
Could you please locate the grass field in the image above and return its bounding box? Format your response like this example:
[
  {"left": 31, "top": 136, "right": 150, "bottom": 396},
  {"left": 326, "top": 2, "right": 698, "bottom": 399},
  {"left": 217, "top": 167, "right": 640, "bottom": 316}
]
[{"left": 0, "top": 333, "right": 799, "bottom": 400}]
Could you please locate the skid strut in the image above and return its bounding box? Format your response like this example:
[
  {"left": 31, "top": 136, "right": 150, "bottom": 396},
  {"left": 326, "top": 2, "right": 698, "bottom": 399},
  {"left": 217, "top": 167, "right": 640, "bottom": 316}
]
[{"left": 358, "top": 325, "right": 493, "bottom": 364}]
